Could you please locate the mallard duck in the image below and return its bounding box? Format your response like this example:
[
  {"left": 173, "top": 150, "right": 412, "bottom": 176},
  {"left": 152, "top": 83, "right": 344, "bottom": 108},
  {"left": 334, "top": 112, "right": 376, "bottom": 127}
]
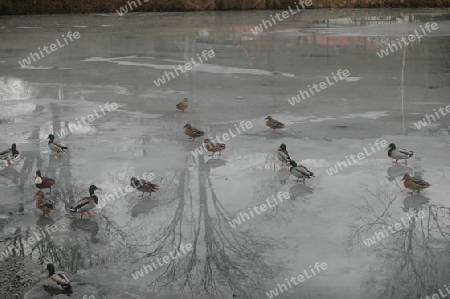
[
  {"left": 386, "top": 143, "right": 413, "bottom": 165},
  {"left": 276, "top": 143, "right": 291, "bottom": 167},
  {"left": 130, "top": 177, "right": 159, "bottom": 197},
  {"left": 265, "top": 116, "right": 285, "bottom": 134},
  {"left": 35, "top": 170, "right": 55, "bottom": 194},
  {"left": 48, "top": 134, "right": 68, "bottom": 156},
  {"left": 184, "top": 124, "right": 205, "bottom": 141},
  {"left": 175, "top": 98, "right": 189, "bottom": 113},
  {"left": 45, "top": 263, "right": 72, "bottom": 292},
  {"left": 0, "top": 143, "right": 19, "bottom": 166},
  {"left": 402, "top": 173, "right": 431, "bottom": 194},
  {"left": 204, "top": 139, "right": 226, "bottom": 157},
  {"left": 289, "top": 160, "right": 314, "bottom": 184},
  {"left": 69, "top": 185, "right": 102, "bottom": 218},
  {"left": 35, "top": 190, "right": 55, "bottom": 216}
]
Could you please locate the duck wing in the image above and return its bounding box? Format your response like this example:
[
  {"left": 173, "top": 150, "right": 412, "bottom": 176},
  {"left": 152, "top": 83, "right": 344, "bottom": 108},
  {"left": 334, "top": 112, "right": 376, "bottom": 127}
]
[
  {"left": 410, "top": 177, "right": 431, "bottom": 187},
  {"left": 37, "top": 197, "right": 55, "bottom": 209},
  {"left": 70, "top": 196, "right": 95, "bottom": 211},
  {"left": 141, "top": 179, "right": 159, "bottom": 190},
  {"left": 53, "top": 140, "right": 68, "bottom": 150},
  {"left": 277, "top": 149, "right": 290, "bottom": 163},
  {"left": 397, "top": 148, "right": 413, "bottom": 157},
  {"left": 0, "top": 148, "right": 11, "bottom": 157},
  {"left": 191, "top": 128, "right": 204, "bottom": 137},
  {"left": 50, "top": 273, "right": 70, "bottom": 285},
  {"left": 273, "top": 119, "right": 285, "bottom": 128},
  {"left": 297, "top": 165, "right": 314, "bottom": 177}
]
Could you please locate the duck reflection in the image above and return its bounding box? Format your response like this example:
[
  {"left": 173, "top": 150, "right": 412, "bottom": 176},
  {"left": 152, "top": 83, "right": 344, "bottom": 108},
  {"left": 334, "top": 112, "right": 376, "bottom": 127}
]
[
  {"left": 72, "top": 218, "right": 99, "bottom": 243},
  {"left": 289, "top": 183, "right": 314, "bottom": 199},
  {"left": 275, "top": 168, "right": 291, "bottom": 185},
  {"left": 205, "top": 157, "right": 227, "bottom": 168},
  {"left": 401, "top": 195, "right": 430, "bottom": 213},
  {"left": 348, "top": 184, "right": 450, "bottom": 299},
  {"left": 386, "top": 164, "right": 412, "bottom": 182},
  {"left": 129, "top": 155, "right": 281, "bottom": 298},
  {"left": 131, "top": 199, "right": 160, "bottom": 218}
]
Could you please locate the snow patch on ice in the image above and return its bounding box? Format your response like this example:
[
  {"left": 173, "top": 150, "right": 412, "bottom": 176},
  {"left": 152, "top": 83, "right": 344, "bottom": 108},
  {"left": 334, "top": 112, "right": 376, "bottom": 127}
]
[
  {"left": 342, "top": 111, "right": 388, "bottom": 120},
  {"left": 83, "top": 56, "right": 295, "bottom": 78}
]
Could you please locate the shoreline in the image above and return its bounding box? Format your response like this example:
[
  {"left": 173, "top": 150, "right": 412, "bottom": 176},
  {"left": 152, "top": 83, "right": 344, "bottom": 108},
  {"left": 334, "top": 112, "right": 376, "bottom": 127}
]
[{"left": 0, "top": 1, "right": 449, "bottom": 16}]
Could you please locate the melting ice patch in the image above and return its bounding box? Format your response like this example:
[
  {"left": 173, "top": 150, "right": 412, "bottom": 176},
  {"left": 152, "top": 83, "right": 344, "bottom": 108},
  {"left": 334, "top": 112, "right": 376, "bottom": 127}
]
[
  {"left": 342, "top": 77, "right": 361, "bottom": 82},
  {"left": 0, "top": 77, "right": 36, "bottom": 100},
  {"left": 83, "top": 57, "right": 295, "bottom": 78},
  {"left": 342, "top": 111, "right": 388, "bottom": 120}
]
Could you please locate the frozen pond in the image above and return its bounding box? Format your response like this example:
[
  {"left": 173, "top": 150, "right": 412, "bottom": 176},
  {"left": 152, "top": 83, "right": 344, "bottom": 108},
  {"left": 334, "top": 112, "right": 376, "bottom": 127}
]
[{"left": 0, "top": 8, "right": 450, "bottom": 299}]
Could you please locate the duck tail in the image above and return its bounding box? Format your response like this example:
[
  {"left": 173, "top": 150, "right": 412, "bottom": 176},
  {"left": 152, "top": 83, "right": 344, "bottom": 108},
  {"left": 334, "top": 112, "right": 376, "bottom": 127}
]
[
  {"left": 409, "top": 151, "right": 413, "bottom": 157},
  {"left": 69, "top": 208, "right": 77, "bottom": 213}
]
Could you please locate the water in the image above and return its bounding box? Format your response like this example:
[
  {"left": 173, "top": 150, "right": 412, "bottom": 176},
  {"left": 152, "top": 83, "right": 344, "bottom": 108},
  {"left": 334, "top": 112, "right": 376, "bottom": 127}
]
[{"left": 0, "top": 8, "right": 449, "bottom": 299}]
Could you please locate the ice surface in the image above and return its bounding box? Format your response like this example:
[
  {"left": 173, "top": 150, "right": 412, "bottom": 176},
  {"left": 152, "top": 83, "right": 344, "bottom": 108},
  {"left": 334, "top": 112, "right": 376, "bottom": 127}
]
[{"left": 0, "top": 8, "right": 449, "bottom": 299}]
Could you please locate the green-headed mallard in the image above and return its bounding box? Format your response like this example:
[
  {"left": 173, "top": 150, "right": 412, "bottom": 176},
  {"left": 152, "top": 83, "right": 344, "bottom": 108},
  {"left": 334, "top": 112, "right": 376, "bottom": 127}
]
[
  {"left": 35, "top": 190, "right": 55, "bottom": 217},
  {"left": 0, "top": 143, "right": 19, "bottom": 166},
  {"left": 175, "top": 98, "right": 189, "bottom": 113},
  {"left": 184, "top": 124, "right": 205, "bottom": 141},
  {"left": 35, "top": 170, "right": 55, "bottom": 194},
  {"left": 386, "top": 143, "right": 413, "bottom": 165},
  {"left": 45, "top": 263, "right": 72, "bottom": 292},
  {"left": 289, "top": 160, "right": 314, "bottom": 184},
  {"left": 69, "top": 185, "right": 102, "bottom": 218},
  {"left": 48, "top": 134, "right": 68, "bottom": 156},
  {"left": 130, "top": 177, "right": 159, "bottom": 197},
  {"left": 265, "top": 116, "right": 285, "bottom": 134},
  {"left": 204, "top": 139, "right": 226, "bottom": 157},
  {"left": 402, "top": 173, "right": 431, "bottom": 195},
  {"left": 276, "top": 143, "right": 291, "bottom": 167}
]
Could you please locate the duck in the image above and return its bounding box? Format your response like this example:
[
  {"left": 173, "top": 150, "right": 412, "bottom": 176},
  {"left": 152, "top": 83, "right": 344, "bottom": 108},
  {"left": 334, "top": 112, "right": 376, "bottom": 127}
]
[
  {"left": 265, "top": 116, "right": 285, "bottom": 134},
  {"left": 175, "top": 98, "right": 189, "bottom": 113},
  {"left": 184, "top": 124, "right": 205, "bottom": 141},
  {"left": 48, "top": 134, "right": 68, "bottom": 156},
  {"left": 0, "top": 143, "right": 19, "bottom": 166},
  {"left": 35, "top": 170, "right": 55, "bottom": 194},
  {"left": 35, "top": 191, "right": 55, "bottom": 217},
  {"left": 276, "top": 144, "right": 291, "bottom": 167},
  {"left": 204, "top": 139, "right": 226, "bottom": 157},
  {"left": 289, "top": 160, "right": 314, "bottom": 184},
  {"left": 386, "top": 143, "right": 413, "bottom": 165},
  {"left": 402, "top": 173, "right": 431, "bottom": 194},
  {"left": 130, "top": 177, "right": 159, "bottom": 197},
  {"left": 45, "top": 263, "right": 72, "bottom": 292},
  {"left": 69, "top": 185, "right": 102, "bottom": 218}
]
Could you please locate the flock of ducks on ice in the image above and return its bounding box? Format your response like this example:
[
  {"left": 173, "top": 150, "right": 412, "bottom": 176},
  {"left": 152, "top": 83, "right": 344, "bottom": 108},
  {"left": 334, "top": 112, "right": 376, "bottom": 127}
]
[{"left": 0, "top": 97, "right": 431, "bottom": 292}]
